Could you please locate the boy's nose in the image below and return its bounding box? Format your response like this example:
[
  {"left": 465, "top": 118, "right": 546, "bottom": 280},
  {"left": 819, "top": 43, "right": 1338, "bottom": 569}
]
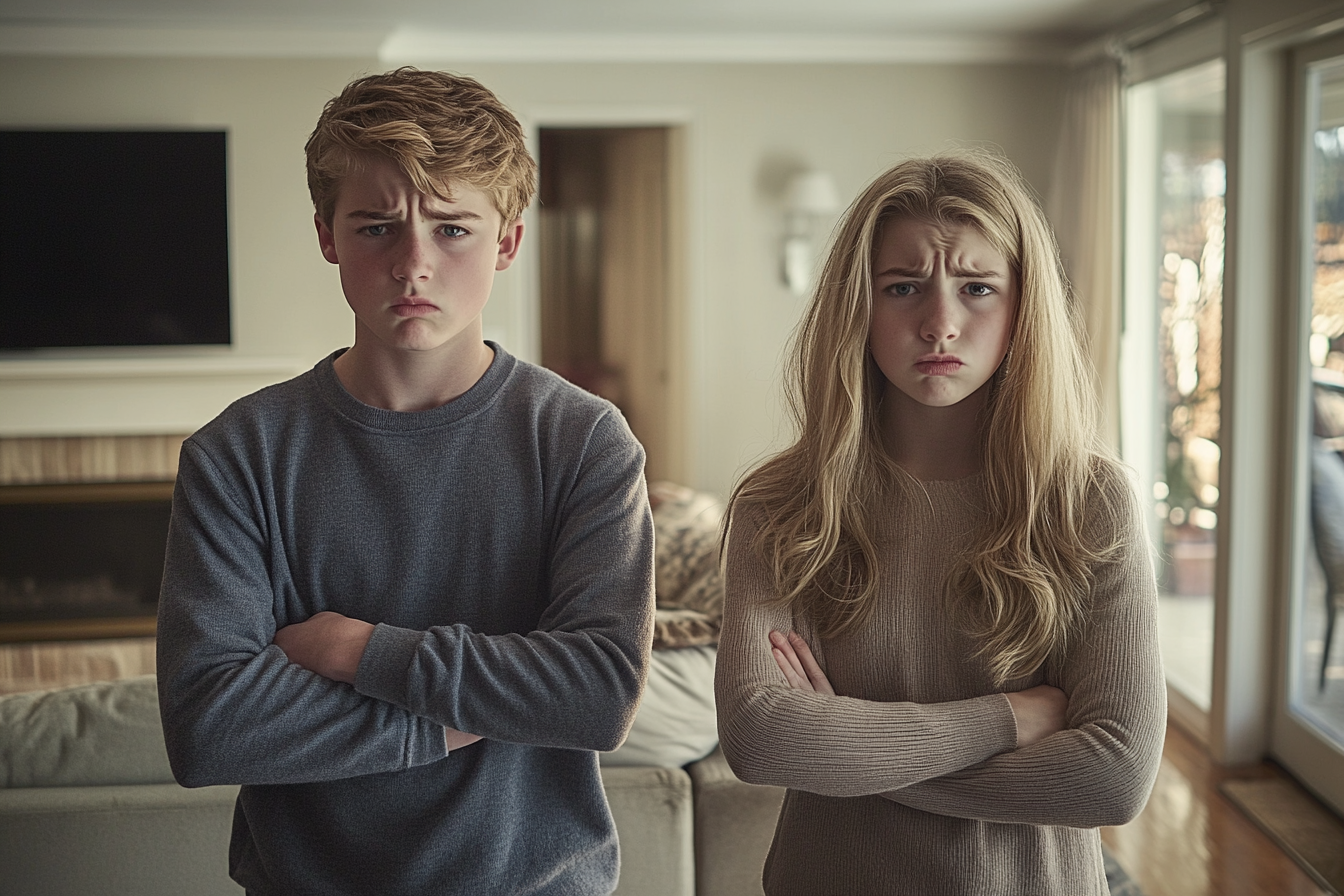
[{"left": 393, "top": 233, "right": 432, "bottom": 281}]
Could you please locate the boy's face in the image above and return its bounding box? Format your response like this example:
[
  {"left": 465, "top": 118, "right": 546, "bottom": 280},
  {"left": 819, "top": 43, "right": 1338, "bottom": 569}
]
[{"left": 315, "top": 155, "right": 522, "bottom": 358}]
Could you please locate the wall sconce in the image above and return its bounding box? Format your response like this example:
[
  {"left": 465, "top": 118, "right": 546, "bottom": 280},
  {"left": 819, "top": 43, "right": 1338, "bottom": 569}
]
[{"left": 782, "top": 170, "right": 840, "bottom": 296}]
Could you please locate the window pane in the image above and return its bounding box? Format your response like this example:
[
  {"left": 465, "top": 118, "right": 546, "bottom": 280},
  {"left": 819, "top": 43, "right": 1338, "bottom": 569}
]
[{"left": 1295, "top": 61, "right": 1344, "bottom": 744}]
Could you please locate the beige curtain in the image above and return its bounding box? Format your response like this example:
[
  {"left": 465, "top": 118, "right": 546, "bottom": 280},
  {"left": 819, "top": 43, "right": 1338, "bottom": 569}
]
[{"left": 1048, "top": 56, "right": 1123, "bottom": 452}]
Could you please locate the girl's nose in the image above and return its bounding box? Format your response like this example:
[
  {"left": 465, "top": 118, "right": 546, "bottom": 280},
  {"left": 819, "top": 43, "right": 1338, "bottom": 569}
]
[{"left": 921, "top": 286, "right": 960, "bottom": 342}]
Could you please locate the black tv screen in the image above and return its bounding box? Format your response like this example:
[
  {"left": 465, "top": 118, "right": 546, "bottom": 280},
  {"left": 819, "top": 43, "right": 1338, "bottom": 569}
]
[{"left": 0, "top": 130, "right": 230, "bottom": 350}]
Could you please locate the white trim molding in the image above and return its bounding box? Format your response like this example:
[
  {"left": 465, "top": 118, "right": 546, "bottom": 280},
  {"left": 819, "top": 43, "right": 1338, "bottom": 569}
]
[
  {"left": 0, "top": 24, "right": 384, "bottom": 58},
  {"left": 0, "top": 23, "right": 1066, "bottom": 64},
  {"left": 379, "top": 29, "right": 1064, "bottom": 65}
]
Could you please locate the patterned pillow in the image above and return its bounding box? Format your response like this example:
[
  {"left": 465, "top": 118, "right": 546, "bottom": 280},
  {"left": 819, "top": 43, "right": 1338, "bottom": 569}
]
[{"left": 648, "top": 481, "right": 725, "bottom": 650}]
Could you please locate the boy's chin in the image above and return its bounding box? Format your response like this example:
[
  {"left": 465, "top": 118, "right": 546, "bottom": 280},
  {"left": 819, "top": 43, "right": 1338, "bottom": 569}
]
[{"left": 365, "top": 327, "right": 484, "bottom": 357}]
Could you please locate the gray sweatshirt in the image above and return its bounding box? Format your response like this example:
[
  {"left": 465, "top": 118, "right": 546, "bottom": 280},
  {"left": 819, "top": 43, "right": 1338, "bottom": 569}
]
[{"left": 157, "top": 344, "right": 655, "bottom": 896}]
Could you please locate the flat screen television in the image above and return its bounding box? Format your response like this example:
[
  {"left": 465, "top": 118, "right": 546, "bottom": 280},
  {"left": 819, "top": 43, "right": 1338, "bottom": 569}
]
[{"left": 0, "top": 129, "right": 231, "bottom": 350}]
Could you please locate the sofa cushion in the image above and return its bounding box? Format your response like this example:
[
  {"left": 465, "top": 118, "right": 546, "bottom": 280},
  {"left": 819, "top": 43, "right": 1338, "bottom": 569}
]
[
  {"left": 602, "top": 645, "right": 718, "bottom": 768},
  {"left": 599, "top": 766, "right": 695, "bottom": 896},
  {"left": 0, "top": 783, "right": 242, "bottom": 896},
  {"left": 687, "top": 748, "right": 785, "bottom": 896},
  {"left": 0, "top": 675, "right": 175, "bottom": 787}
]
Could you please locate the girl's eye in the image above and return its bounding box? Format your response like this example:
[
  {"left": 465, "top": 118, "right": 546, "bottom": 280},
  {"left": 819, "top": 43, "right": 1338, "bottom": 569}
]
[
  {"left": 966, "top": 283, "right": 995, "bottom": 297},
  {"left": 889, "top": 282, "right": 917, "bottom": 297}
]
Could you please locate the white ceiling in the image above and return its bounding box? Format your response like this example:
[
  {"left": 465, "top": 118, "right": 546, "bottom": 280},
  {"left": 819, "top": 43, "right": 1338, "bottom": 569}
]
[{"left": 0, "top": 0, "right": 1176, "bottom": 62}]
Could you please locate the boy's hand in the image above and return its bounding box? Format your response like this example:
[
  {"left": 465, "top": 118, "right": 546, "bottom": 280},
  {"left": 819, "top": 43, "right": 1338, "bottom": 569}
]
[
  {"left": 274, "top": 611, "right": 375, "bottom": 684},
  {"left": 769, "top": 630, "right": 836, "bottom": 696},
  {"left": 445, "top": 729, "right": 483, "bottom": 752},
  {"left": 275, "top": 613, "right": 483, "bottom": 752}
]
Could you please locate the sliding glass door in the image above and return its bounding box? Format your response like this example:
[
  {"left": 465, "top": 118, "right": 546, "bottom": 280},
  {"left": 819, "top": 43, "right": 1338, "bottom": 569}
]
[
  {"left": 1275, "top": 34, "right": 1344, "bottom": 816},
  {"left": 1122, "top": 59, "right": 1226, "bottom": 737}
]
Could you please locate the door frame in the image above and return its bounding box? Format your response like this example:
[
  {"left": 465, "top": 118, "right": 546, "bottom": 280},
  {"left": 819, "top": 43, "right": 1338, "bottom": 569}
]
[
  {"left": 1269, "top": 28, "right": 1344, "bottom": 816},
  {"left": 512, "top": 105, "right": 694, "bottom": 485}
]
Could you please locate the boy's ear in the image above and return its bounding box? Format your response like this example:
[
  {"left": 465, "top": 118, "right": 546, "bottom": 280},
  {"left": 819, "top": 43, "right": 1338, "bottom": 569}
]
[
  {"left": 315, "top": 213, "right": 339, "bottom": 265},
  {"left": 495, "top": 218, "right": 525, "bottom": 272}
]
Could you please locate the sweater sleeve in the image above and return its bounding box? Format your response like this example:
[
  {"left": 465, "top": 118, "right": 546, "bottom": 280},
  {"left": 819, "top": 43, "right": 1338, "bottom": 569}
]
[
  {"left": 714, "top": 506, "right": 1019, "bottom": 797},
  {"left": 879, "top": 470, "right": 1167, "bottom": 827},
  {"left": 157, "top": 441, "right": 448, "bottom": 788},
  {"left": 352, "top": 412, "right": 655, "bottom": 753}
]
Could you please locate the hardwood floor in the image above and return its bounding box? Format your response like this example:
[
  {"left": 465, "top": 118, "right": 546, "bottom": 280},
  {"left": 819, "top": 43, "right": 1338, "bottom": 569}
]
[{"left": 1102, "top": 722, "right": 1331, "bottom": 896}]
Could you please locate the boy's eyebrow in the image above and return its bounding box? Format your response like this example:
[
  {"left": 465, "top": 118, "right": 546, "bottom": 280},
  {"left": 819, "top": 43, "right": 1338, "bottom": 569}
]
[
  {"left": 424, "top": 208, "right": 486, "bottom": 222},
  {"left": 344, "top": 208, "right": 486, "bottom": 222}
]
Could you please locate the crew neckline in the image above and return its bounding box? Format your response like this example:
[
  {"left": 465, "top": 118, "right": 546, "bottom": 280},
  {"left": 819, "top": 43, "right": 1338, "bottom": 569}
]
[{"left": 315, "top": 340, "right": 515, "bottom": 433}]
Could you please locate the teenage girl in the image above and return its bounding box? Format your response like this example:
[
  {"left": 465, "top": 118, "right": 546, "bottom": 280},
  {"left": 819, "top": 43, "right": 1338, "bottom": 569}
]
[{"left": 715, "top": 153, "right": 1166, "bottom": 895}]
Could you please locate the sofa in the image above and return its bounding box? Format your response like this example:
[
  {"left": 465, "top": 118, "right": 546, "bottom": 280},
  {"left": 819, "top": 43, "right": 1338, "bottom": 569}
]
[
  {"left": 0, "top": 483, "right": 786, "bottom": 896},
  {"left": 0, "top": 674, "right": 782, "bottom": 896}
]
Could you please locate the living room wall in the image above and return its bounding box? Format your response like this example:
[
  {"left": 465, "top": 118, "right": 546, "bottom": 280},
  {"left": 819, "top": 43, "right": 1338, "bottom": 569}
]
[{"left": 0, "top": 53, "right": 1066, "bottom": 497}]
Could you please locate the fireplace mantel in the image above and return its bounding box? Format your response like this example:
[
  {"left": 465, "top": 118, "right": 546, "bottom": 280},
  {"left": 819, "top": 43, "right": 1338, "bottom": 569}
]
[
  {"left": 0, "top": 435, "right": 185, "bottom": 643},
  {"left": 0, "top": 355, "right": 304, "bottom": 438}
]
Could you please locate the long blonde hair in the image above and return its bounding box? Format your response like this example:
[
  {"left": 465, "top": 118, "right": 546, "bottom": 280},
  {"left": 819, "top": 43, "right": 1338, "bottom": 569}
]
[{"left": 727, "top": 152, "right": 1125, "bottom": 685}]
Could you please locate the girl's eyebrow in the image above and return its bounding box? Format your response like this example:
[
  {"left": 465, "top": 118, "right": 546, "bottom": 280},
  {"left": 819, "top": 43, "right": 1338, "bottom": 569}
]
[
  {"left": 873, "top": 264, "right": 1005, "bottom": 278},
  {"left": 874, "top": 265, "right": 930, "bottom": 278}
]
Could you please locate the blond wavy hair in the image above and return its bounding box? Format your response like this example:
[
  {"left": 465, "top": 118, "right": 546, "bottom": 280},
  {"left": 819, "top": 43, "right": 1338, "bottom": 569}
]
[
  {"left": 305, "top": 67, "right": 536, "bottom": 233},
  {"left": 728, "top": 152, "right": 1126, "bottom": 685}
]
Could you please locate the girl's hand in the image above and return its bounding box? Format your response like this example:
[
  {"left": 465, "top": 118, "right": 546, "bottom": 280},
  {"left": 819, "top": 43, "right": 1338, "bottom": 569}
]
[
  {"left": 770, "top": 630, "right": 836, "bottom": 696},
  {"left": 1004, "top": 684, "right": 1069, "bottom": 748}
]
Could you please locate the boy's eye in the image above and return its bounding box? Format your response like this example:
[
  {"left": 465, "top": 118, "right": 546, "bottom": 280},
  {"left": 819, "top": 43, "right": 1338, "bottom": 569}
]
[
  {"left": 361, "top": 224, "right": 389, "bottom": 237},
  {"left": 439, "top": 224, "right": 468, "bottom": 238}
]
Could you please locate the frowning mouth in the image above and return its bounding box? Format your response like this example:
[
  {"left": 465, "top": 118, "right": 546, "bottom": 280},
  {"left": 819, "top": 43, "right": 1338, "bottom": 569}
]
[
  {"left": 915, "top": 354, "right": 963, "bottom": 375},
  {"left": 391, "top": 298, "right": 439, "bottom": 317}
]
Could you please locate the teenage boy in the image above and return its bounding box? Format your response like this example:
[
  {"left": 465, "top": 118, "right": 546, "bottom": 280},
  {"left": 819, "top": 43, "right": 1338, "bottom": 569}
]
[{"left": 156, "top": 68, "right": 655, "bottom": 896}]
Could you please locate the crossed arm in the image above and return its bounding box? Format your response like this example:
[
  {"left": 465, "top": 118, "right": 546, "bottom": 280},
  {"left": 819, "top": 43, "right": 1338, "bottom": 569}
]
[
  {"left": 758, "top": 553, "right": 1165, "bottom": 829},
  {"left": 158, "top": 419, "right": 653, "bottom": 788},
  {"left": 769, "top": 630, "right": 1069, "bottom": 749},
  {"left": 274, "top": 613, "right": 481, "bottom": 751}
]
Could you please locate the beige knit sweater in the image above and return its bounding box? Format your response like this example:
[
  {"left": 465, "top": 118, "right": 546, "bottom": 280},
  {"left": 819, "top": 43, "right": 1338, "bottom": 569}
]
[{"left": 715, "top": 466, "right": 1166, "bottom": 895}]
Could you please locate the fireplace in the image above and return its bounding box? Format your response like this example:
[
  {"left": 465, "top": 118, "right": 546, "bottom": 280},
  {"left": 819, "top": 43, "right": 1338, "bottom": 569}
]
[{"left": 0, "top": 481, "right": 173, "bottom": 642}]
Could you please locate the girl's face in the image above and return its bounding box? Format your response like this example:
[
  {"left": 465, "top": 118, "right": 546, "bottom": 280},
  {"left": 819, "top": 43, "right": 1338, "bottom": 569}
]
[{"left": 868, "top": 216, "right": 1018, "bottom": 410}]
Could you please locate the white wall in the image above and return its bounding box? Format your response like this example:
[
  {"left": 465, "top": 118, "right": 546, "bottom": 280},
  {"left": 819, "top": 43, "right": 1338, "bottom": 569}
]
[
  {"left": 0, "top": 54, "right": 1065, "bottom": 496},
  {"left": 0, "top": 56, "right": 375, "bottom": 435}
]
